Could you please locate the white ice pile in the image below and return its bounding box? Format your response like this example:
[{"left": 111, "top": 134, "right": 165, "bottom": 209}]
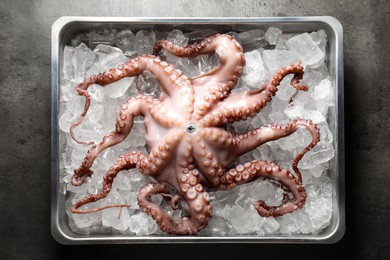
[{"left": 59, "top": 28, "right": 335, "bottom": 236}]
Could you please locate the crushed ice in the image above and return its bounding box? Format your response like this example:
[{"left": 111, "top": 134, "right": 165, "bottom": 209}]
[{"left": 59, "top": 28, "right": 335, "bottom": 236}]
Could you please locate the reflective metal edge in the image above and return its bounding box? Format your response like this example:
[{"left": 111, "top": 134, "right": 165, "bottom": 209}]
[{"left": 51, "top": 16, "right": 344, "bottom": 244}]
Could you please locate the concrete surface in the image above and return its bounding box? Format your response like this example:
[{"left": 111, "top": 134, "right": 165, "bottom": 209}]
[{"left": 0, "top": 0, "right": 389, "bottom": 259}]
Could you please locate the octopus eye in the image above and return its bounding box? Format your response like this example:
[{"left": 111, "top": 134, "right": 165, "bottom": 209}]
[{"left": 186, "top": 124, "right": 197, "bottom": 133}]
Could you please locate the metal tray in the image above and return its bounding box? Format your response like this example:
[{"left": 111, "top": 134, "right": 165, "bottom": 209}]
[{"left": 51, "top": 16, "right": 344, "bottom": 244}]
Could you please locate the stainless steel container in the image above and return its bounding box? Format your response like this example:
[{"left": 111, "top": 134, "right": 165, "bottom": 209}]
[{"left": 51, "top": 16, "right": 344, "bottom": 244}]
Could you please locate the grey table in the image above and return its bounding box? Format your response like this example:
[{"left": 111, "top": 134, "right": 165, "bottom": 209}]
[{"left": 0, "top": 0, "right": 389, "bottom": 259}]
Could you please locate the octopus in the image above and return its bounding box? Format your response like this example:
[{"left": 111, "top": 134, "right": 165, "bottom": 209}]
[{"left": 69, "top": 33, "right": 320, "bottom": 235}]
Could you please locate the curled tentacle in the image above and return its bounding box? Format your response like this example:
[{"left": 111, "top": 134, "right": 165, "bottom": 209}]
[
  {"left": 72, "top": 96, "right": 151, "bottom": 185},
  {"left": 138, "top": 182, "right": 212, "bottom": 235},
  {"left": 200, "top": 61, "right": 307, "bottom": 127},
  {"left": 160, "top": 192, "right": 181, "bottom": 210},
  {"left": 71, "top": 151, "right": 144, "bottom": 214},
  {"left": 154, "top": 34, "right": 246, "bottom": 119},
  {"left": 233, "top": 119, "right": 320, "bottom": 182},
  {"left": 70, "top": 55, "right": 189, "bottom": 145},
  {"left": 220, "top": 160, "right": 306, "bottom": 217}
]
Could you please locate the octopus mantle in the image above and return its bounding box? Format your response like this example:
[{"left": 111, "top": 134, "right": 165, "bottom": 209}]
[{"left": 69, "top": 34, "right": 320, "bottom": 235}]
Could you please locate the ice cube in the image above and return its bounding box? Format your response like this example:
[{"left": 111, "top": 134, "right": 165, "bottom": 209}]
[
  {"left": 63, "top": 46, "right": 75, "bottom": 80},
  {"left": 286, "top": 33, "right": 324, "bottom": 67},
  {"left": 101, "top": 190, "right": 130, "bottom": 231},
  {"left": 309, "top": 29, "right": 328, "bottom": 53},
  {"left": 103, "top": 77, "right": 134, "bottom": 98},
  {"left": 167, "top": 30, "right": 189, "bottom": 46},
  {"left": 300, "top": 142, "right": 335, "bottom": 169},
  {"left": 318, "top": 123, "right": 334, "bottom": 143},
  {"left": 115, "top": 30, "right": 135, "bottom": 53},
  {"left": 72, "top": 211, "right": 101, "bottom": 229},
  {"left": 306, "top": 197, "right": 332, "bottom": 229},
  {"left": 70, "top": 33, "right": 88, "bottom": 47},
  {"left": 301, "top": 64, "right": 330, "bottom": 87},
  {"left": 112, "top": 170, "right": 133, "bottom": 191},
  {"left": 243, "top": 50, "right": 265, "bottom": 75},
  {"left": 136, "top": 71, "right": 160, "bottom": 96},
  {"left": 191, "top": 55, "right": 214, "bottom": 75},
  {"left": 237, "top": 29, "right": 267, "bottom": 51},
  {"left": 58, "top": 111, "right": 78, "bottom": 133},
  {"left": 311, "top": 78, "right": 335, "bottom": 113},
  {"left": 304, "top": 163, "right": 327, "bottom": 178},
  {"left": 88, "top": 29, "right": 116, "bottom": 49},
  {"left": 263, "top": 217, "right": 280, "bottom": 234},
  {"left": 65, "top": 43, "right": 96, "bottom": 82},
  {"left": 265, "top": 27, "right": 283, "bottom": 45},
  {"left": 65, "top": 192, "right": 102, "bottom": 230},
  {"left": 284, "top": 103, "right": 325, "bottom": 124},
  {"left": 86, "top": 45, "right": 128, "bottom": 80},
  {"left": 200, "top": 216, "right": 229, "bottom": 236},
  {"left": 134, "top": 30, "right": 156, "bottom": 55},
  {"left": 262, "top": 50, "right": 300, "bottom": 72},
  {"left": 242, "top": 50, "right": 267, "bottom": 87},
  {"left": 249, "top": 181, "right": 284, "bottom": 207},
  {"left": 174, "top": 58, "right": 201, "bottom": 78},
  {"left": 275, "top": 35, "right": 290, "bottom": 50},
  {"left": 128, "top": 212, "right": 158, "bottom": 235}
]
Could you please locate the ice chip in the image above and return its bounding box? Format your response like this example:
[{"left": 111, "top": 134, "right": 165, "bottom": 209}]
[
  {"left": 311, "top": 78, "right": 332, "bottom": 100},
  {"left": 136, "top": 71, "right": 160, "bottom": 96},
  {"left": 103, "top": 77, "right": 134, "bottom": 98},
  {"left": 237, "top": 29, "right": 267, "bottom": 50},
  {"left": 59, "top": 111, "right": 78, "bottom": 133},
  {"left": 129, "top": 212, "right": 158, "bottom": 235},
  {"left": 200, "top": 216, "right": 229, "bottom": 236},
  {"left": 63, "top": 46, "right": 75, "bottom": 80},
  {"left": 101, "top": 190, "right": 130, "bottom": 231},
  {"left": 309, "top": 29, "right": 328, "bottom": 53},
  {"left": 115, "top": 30, "right": 135, "bottom": 53},
  {"left": 263, "top": 217, "right": 280, "bottom": 234},
  {"left": 306, "top": 197, "right": 332, "bottom": 229},
  {"left": 66, "top": 43, "right": 96, "bottom": 82},
  {"left": 265, "top": 27, "right": 283, "bottom": 45},
  {"left": 286, "top": 33, "right": 324, "bottom": 67},
  {"left": 301, "top": 142, "right": 335, "bottom": 169},
  {"left": 102, "top": 206, "right": 130, "bottom": 232},
  {"left": 242, "top": 50, "right": 267, "bottom": 87},
  {"left": 134, "top": 30, "right": 156, "bottom": 55},
  {"left": 88, "top": 29, "right": 116, "bottom": 49},
  {"left": 243, "top": 50, "right": 265, "bottom": 75},
  {"left": 285, "top": 103, "right": 326, "bottom": 124},
  {"left": 112, "top": 171, "right": 133, "bottom": 191},
  {"left": 263, "top": 50, "right": 300, "bottom": 72},
  {"left": 167, "top": 30, "right": 189, "bottom": 46},
  {"left": 175, "top": 58, "right": 201, "bottom": 78}
]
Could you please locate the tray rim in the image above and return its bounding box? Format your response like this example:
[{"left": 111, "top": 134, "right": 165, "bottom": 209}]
[{"left": 51, "top": 16, "right": 344, "bottom": 244}]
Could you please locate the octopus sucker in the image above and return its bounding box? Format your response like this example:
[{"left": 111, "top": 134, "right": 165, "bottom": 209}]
[{"left": 69, "top": 32, "right": 320, "bottom": 235}]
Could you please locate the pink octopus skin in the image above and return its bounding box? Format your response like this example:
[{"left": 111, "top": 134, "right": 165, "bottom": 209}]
[{"left": 69, "top": 33, "right": 320, "bottom": 235}]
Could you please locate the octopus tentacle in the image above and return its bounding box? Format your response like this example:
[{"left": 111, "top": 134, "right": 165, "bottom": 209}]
[
  {"left": 220, "top": 160, "right": 307, "bottom": 217},
  {"left": 234, "top": 119, "right": 320, "bottom": 182},
  {"left": 71, "top": 151, "right": 145, "bottom": 214},
  {"left": 201, "top": 62, "right": 307, "bottom": 127},
  {"left": 191, "top": 135, "right": 227, "bottom": 187},
  {"left": 154, "top": 34, "right": 246, "bottom": 119},
  {"left": 195, "top": 127, "right": 241, "bottom": 171},
  {"left": 138, "top": 181, "right": 212, "bottom": 235},
  {"left": 70, "top": 55, "right": 189, "bottom": 144},
  {"left": 141, "top": 129, "right": 185, "bottom": 176},
  {"left": 154, "top": 34, "right": 244, "bottom": 85},
  {"left": 71, "top": 96, "right": 150, "bottom": 186}
]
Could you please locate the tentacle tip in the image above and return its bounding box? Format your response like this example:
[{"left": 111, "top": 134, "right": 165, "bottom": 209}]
[{"left": 255, "top": 200, "right": 271, "bottom": 218}]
